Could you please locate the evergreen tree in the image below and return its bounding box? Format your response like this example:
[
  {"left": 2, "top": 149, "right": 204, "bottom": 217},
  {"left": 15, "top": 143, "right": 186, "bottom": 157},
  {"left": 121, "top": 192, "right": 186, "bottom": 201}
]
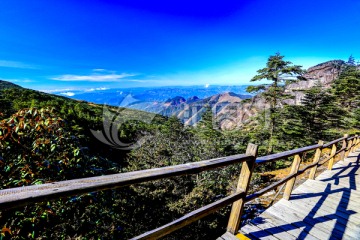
[
  {"left": 277, "top": 105, "right": 308, "bottom": 148},
  {"left": 195, "top": 107, "right": 221, "bottom": 140},
  {"left": 332, "top": 65, "right": 360, "bottom": 110},
  {"left": 300, "top": 84, "right": 344, "bottom": 139},
  {"left": 276, "top": 84, "right": 346, "bottom": 147},
  {"left": 347, "top": 54, "right": 356, "bottom": 66},
  {"left": 0, "top": 94, "right": 12, "bottom": 118},
  {"left": 246, "top": 52, "right": 304, "bottom": 153}
]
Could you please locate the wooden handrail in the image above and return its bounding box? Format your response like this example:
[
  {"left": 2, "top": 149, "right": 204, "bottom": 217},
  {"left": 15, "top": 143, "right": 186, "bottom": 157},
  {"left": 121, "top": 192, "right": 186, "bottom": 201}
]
[
  {"left": 0, "top": 134, "right": 359, "bottom": 239},
  {"left": 245, "top": 171, "right": 299, "bottom": 202},
  {"left": 132, "top": 191, "right": 247, "bottom": 240},
  {"left": 322, "top": 136, "right": 346, "bottom": 148},
  {"left": 245, "top": 137, "right": 351, "bottom": 203},
  {"left": 347, "top": 135, "right": 357, "bottom": 141},
  {"left": 0, "top": 153, "right": 252, "bottom": 210},
  {"left": 256, "top": 144, "right": 320, "bottom": 164}
]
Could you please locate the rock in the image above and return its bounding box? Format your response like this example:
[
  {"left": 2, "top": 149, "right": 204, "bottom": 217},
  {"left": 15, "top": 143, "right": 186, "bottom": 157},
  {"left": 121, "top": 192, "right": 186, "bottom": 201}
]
[
  {"left": 262, "top": 190, "right": 276, "bottom": 197},
  {"left": 284, "top": 60, "right": 346, "bottom": 105}
]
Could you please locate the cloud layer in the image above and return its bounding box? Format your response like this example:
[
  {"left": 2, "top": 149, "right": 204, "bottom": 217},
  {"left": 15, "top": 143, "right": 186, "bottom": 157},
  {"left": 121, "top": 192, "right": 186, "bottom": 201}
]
[
  {"left": 60, "top": 92, "right": 75, "bottom": 96},
  {"left": 51, "top": 73, "right": 136, "bottom": 82},
  {"left": 0, "top": 60, "right": 37, "bottom": 69}
]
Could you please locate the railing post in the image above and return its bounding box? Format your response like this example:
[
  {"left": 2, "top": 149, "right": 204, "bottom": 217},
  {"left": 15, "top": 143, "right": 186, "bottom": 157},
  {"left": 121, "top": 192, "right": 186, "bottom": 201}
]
[
  {"left": 327, "top": 143, "right": 337, "bottom": 170},
  {"left": 309, "top": 140, "right": 323, "bottom": 180},
  {"left": 283, "top": 154, "right": 302, "bottom": 200},
  {"left": 346, "top": 138, "right": 353, "bottom": 157},
  {"left": 356, "top": 136, "right": 360, "bottom": 150},
  {"left": 340, "top": 134, "right": 348, "bottom": 161},
  {"left": 351, "top": 135, "right": 358, "bottom": 152},
  {"left": 227, "top": 143, "right": 258, "bottom": 235}
]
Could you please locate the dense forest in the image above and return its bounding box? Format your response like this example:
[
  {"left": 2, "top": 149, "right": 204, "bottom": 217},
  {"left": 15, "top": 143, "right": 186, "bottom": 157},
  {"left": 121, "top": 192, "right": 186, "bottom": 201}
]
[{"left": 0, "top": 54, "right": 359, "bottom": 239}]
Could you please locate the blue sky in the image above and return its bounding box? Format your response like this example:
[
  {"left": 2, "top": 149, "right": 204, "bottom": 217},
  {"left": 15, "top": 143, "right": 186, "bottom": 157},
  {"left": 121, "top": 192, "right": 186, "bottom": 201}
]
[{"left": 0, "top": 0, "right": 359, "bottom": 91}]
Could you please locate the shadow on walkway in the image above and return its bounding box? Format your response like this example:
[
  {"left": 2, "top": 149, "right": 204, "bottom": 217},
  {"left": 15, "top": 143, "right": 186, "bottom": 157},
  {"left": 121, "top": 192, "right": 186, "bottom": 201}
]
[{"left": 241, "top": 154, "right": 360, "bottom": 239}]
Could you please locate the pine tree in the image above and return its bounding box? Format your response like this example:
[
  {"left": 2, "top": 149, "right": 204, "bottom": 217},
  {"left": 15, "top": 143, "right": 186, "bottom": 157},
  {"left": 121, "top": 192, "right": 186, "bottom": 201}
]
[
  {"left": 196, "top": 107, "right": 221, "bottom": 140},
  {"left": 246, "top": 52, "right": 304, "bottom": 153},
  {"left": 332, "top": 65, "right": 360, "bottom": 110},
  {"left": 347, "top": 54, "right": 356, "bottom": 66},
  {"left": 0, "top": 94, "right": 12, "bottom": 118},
  {"left": 270, "top": 84, "right": 345, "bottom": 151},
  {"left": 300, "top": 84, "right": 344, "bottom": 139}
]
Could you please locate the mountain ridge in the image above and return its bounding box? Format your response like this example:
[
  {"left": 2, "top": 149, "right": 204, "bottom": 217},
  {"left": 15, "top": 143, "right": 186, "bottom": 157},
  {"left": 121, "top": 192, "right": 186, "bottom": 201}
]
[
  {"left": 150, "top": 60, "right": 348, "bottom": 128},
  {"left": 0, "top": 80, "right": 22, "bottom": 90},
  {"left": 0, "top": 59, "right": 352, "bottom": 129}
]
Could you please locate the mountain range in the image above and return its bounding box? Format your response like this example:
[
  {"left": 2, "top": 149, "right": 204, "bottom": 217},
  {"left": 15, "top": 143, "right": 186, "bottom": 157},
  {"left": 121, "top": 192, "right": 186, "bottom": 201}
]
[
  {"left": 54, "top": 60, "right": 348, "bottom": 128},
  {"left": 50, "top": 85, "right": 253, "bottom": 126},
  {"left": 1, "top": 59, "right": 351, "bottom": 129},
  {"left": 126, "top": 59, "right": 349, "bottom": 128}
]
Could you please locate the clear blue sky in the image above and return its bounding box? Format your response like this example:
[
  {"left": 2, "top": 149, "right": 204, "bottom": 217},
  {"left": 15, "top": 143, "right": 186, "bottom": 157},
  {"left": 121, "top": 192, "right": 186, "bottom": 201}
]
[{"left": 0, "top": 0, "right": 359, "bottom": 91}]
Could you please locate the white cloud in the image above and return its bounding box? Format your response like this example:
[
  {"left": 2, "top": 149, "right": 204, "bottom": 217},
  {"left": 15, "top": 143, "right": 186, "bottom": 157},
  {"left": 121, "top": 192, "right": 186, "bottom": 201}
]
[
  {"left": 51, "top": 73, "right": 136, "bottom": 82},
  {"left": 86, "top": 87, "right": 109, "bottom": 92},
  {"left": 127, "top": 79, "right": 147, "bottom": 83},
  {"left": 41, "top": 87, "right": 111, "bottom": 93},
  {"left": 92, "top": 68, "right": 106, "bottom": 72},
  {"left": 1, "top": 78, "right": 35, "bottom": 83},
  {"left": 40, "top": 88, "right": 76, "bottom": 93},
  {"left": 0, "top": 60, "right": 37, "bottom": 69},
  {"left": 60, "top": 92, "right": 76, "bottom": 97}
]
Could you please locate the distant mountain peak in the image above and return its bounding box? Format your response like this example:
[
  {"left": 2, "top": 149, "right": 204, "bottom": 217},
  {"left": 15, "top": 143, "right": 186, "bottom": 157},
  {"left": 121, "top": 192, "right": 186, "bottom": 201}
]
[
  {"left": 165, "top": 96, "right": 186, "bottom": 106},
  {"left": 186, "top": 96, "right": 200, "bottom": 103},
  {"left": 307, "top": 60, "right": 345, "bottom": 72},
  {"left": 208, "top": 92, "right": 246, "bottom": 104}
]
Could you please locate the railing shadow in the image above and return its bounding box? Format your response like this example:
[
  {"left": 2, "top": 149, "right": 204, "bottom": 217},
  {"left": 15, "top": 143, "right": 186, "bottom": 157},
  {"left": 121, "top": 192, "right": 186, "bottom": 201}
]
[
  {"left": 319, "top": 153, "right": 360, "bottom": 187},
  {"left": 329, "top": 153, "right": 359, "bottom": 239},
  {"left": 241, "top": 152, "right": 359, "bottom": 239}
]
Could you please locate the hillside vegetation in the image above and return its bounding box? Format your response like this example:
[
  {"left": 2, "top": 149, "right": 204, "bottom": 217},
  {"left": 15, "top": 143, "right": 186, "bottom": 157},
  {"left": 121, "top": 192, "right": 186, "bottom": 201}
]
[{"left": 0, "top": 54, "right": 359, "bottom": 239}]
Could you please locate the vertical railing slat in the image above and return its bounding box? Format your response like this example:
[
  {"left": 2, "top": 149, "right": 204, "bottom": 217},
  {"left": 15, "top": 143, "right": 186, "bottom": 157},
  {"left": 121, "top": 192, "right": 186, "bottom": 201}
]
[
  {"left": 340, "top": 134, "right": 349, "bottom": 161},
  {"left": 327, "top": 143, "right": 337, "bottom": 170},
  {"left": 351, "top": 135, "right": 358, "bottom": 152},
  {"left": 227, "top": 143, "right": 258, "bottom": 234},
  {"left": 346, "top": 138, "right": 353, "bottom": 157},
  {"left": 309, "top": 140, "right": 324, "bottom": 180},
  {"left": 283, "top": 154, "right": 302, "bottom": 200}
]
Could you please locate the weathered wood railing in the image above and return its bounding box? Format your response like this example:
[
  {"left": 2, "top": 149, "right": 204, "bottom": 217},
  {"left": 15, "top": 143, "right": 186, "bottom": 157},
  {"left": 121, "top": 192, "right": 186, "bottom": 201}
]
[{"left": 0, "top": 134, "right": 359, "bottom": 239}]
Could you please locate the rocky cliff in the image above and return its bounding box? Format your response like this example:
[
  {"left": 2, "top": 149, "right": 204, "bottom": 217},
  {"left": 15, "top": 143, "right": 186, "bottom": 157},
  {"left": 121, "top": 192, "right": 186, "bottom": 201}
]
[
  {"left": 215, "top": 60, "right": 348, "bottom": 129},
  {"left": 284, "top": 60, "right": 345, "bottom": 104}
]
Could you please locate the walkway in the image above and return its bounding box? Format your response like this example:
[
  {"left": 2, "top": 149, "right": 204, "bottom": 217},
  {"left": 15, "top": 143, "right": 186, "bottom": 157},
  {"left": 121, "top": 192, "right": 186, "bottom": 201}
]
[{"left": 221, "top": 149, "right": 360, "bottom": 240}]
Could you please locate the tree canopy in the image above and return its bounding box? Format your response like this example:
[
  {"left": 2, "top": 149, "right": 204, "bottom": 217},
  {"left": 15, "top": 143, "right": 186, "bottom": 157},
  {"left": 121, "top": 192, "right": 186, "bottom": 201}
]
[{"left": 246, "top": 52, "right": 304, "bottom": 153}]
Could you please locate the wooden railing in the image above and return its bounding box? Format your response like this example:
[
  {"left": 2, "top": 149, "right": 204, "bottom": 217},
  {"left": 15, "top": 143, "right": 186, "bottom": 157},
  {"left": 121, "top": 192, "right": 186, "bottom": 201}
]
[{"left": 0, "top": 134, "right": 359, "bottom": 239}]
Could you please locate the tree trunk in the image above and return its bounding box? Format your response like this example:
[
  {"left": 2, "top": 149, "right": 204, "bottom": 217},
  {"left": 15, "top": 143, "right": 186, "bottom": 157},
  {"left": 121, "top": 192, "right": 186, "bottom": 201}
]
[{"left": 267, "top": 103, "right": 276, "bottom": 154}]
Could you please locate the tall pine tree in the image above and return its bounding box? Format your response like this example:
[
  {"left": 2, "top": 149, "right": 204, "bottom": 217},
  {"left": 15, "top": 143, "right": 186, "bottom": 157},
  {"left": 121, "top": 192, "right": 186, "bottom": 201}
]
[
  {"left": 332, "top": 65, "right": 360, "bottom": 110},
  {"left": 246, "top": 52, "right": 304, "bottom": 153}
]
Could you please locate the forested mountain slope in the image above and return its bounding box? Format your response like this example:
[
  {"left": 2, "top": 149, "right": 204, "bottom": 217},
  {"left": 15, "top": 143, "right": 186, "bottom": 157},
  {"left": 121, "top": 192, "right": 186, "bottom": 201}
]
[
  {"left": 0, "top": 82, "right": 233, "bottom": 239},
  {"left": 0, "top": 80, "right": 22, "bottom": 90}
]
